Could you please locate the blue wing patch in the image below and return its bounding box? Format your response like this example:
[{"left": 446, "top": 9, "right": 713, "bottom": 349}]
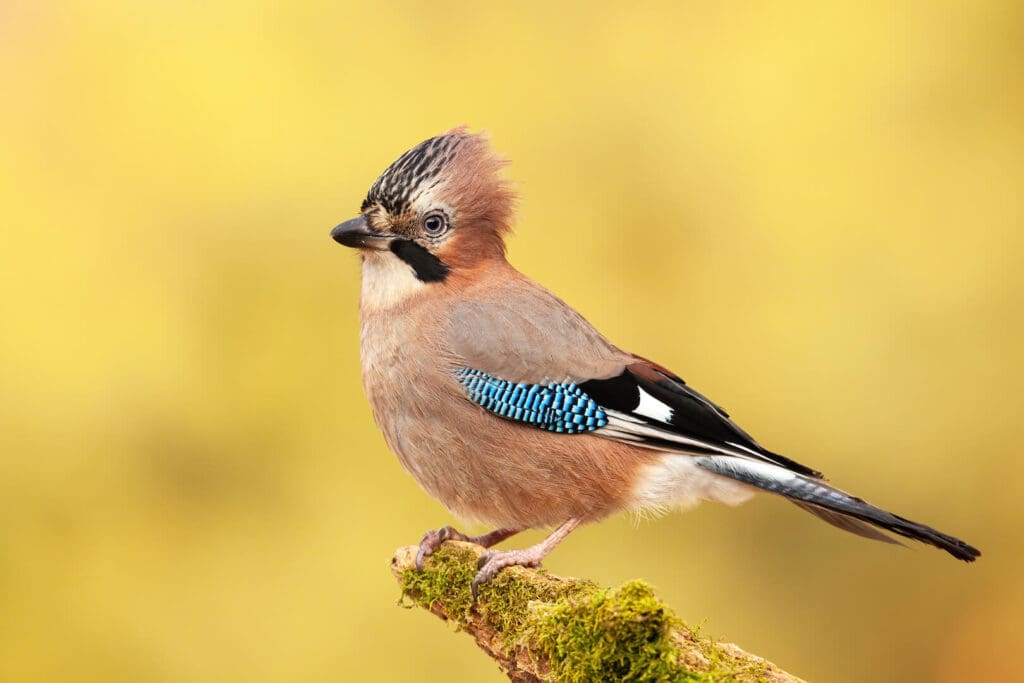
[{"left": 456, "top": 368, "right": 608, "bottom": 434}]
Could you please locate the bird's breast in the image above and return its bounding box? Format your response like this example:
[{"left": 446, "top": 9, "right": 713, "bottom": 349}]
[
  {"left": 359, "top": 307, "right": 457, "bottom": 476},
  {"left": 355, "top": 285, "right": 668, "bottom": 529}
]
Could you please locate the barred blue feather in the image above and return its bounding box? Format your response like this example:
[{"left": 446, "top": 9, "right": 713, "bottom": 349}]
[{"left": 456, "top": 368, "right": 609, "bottom": 434}]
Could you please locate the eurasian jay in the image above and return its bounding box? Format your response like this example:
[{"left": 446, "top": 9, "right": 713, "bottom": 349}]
[{"left": 331, "top": 128, "right": 979, "bottom": 595}]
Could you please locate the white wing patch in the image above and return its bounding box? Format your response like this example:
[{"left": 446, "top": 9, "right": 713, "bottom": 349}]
[{"left": 633, "top": 387, "right": 673, "bottom": 424}]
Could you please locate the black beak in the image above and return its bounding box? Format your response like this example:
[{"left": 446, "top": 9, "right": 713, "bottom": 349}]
[{"left": 330, "top": 216, "right": 395, "bottom": 250}]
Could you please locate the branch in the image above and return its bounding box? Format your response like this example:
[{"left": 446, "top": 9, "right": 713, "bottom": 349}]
[{"left": 392, "top": 541, "right": 804, "bottom": 682}]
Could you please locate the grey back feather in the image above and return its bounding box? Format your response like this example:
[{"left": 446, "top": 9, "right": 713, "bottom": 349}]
[{"left": 445, "top": 277, "right": 627, "bottom": 384}]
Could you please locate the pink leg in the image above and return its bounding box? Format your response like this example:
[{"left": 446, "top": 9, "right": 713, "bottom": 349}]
[
  {"left": 472, "top": 518, "right": 582, "bottom": 599},
  {"left": 416, "top": 525, "right": 522, "bottom": 570}
]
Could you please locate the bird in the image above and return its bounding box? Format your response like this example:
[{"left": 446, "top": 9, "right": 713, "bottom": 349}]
[{"left": 330, "top": 127, "right": 980, "bottom": 596}]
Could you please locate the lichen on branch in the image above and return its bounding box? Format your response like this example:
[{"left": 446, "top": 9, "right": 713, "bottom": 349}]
[{"left": 391, "top": 542, "right": 803, "bottom": 683}]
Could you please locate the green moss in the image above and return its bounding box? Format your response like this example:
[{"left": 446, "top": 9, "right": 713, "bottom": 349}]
[
  {"left": 399, "top": 543, "right": 787, "bottom": 682},
  {"left": 692, "top": 632, "right": 774, "bottom": 683},
  {"left": 480, "top": 567, "right": 595, "bottom": 645},
  {"left": 524, "top": 580, "right": 708, "bottom": 682},
  {"left": 400, "top": 544, "right": 478, "bottom": 620}
]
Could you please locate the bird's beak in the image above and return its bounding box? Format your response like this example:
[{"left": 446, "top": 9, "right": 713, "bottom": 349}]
[{"left": 330, "top": 216, "right": 395, "bottom": 250}]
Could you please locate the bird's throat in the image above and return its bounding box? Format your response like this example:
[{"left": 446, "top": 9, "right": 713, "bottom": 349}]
[{"left": 359, "top": 245, "right": 449, "bottom": 313}]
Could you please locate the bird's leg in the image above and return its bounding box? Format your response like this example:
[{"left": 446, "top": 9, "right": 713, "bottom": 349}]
[
  {"left": 472, "top": 518, "right": 582, "bottom": 599},
  {"left": 415, "top": 526, "right": 522, "bottom": 570}
]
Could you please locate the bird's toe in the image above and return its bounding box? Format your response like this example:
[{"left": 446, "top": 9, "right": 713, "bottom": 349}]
[
  {"left": 415, "top": 528, "right": 443, "bottom": 570},
  {"left": 416, "top": 525, "right": 471, "bottom": 570},
  {"left": 471, "top": 548, "right": 544, "bottom": 600}
]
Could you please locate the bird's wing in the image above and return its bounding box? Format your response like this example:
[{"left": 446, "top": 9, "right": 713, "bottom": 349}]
[
  {"left": 444, "top": 281, "right": 821, "bottom": 478},
  {"left": 445, "top": 283, "right": 982, "bottom": 561},
  {"left": 580, "top": 358, "right": 822, "bottom": 477}
]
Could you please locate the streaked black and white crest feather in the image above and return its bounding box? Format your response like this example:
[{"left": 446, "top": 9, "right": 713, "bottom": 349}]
[{"left": 361, "top": 133, "right": 468, "bottom": 215}]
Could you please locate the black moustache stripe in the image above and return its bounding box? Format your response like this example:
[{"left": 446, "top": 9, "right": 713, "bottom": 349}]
[{"left": 390, "top": 239, "right": 450, "bottom": 283}]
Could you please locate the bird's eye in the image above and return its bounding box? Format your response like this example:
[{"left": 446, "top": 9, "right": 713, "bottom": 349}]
[{"left": 423, "top": 213, "right": 448, "bottom": 236}]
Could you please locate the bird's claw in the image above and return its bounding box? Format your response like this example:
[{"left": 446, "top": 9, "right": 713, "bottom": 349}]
[
  {"left": 471, "top": 548, "right": 543, "bottom": 601},
  {"left": 415, "top": 525, "right": 470, "bottom": 570}
]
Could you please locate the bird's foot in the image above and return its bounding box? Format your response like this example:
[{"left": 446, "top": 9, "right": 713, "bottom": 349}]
[
  {"left": 415, "top": 526, "right": 471, "bottom": 570},
  {"left": 472, "top": 547, "right": 545, "bottom": 600},
  {"left": 470, "top": 518, "right": 582, "bottom": 600},
  {"left": 415, "top": 526, "right": 522, "bottom": 570}
]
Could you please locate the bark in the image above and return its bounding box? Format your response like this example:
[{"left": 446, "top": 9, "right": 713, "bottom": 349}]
[{"left": 392, "top": 541, "right": 804, "bottom": 682}]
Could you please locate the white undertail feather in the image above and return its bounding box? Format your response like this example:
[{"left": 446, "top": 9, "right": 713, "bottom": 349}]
[{"left": 629, "top": 454, "right": 757, "bottom": 518}]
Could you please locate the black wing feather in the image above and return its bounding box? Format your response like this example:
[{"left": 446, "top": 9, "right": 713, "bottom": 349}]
[{"left": 581, "top": 362, "right": 822, "bottom": 478}]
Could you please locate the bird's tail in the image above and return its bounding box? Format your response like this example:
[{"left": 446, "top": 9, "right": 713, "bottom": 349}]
[{"left": 694, "top": 455, "right": 980, "bottom": 562}]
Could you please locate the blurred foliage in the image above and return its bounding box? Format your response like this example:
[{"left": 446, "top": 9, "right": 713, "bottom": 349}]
[{"left": 1, "top": 2, "right": 1022, "bottom": 682}]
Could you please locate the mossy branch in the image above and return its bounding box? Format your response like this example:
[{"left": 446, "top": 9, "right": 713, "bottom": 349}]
[{"left": 392, "top": 542, "right": 804, "bottom": 683}]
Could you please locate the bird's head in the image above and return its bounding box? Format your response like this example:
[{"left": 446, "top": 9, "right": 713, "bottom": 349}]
[{"left": 331, "top": 128, "right": 515, "bottom": 291}]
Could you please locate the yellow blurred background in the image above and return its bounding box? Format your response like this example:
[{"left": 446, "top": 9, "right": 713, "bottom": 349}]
[{"left": 2, "top": 2, "right": 1022, "bottom": 681}]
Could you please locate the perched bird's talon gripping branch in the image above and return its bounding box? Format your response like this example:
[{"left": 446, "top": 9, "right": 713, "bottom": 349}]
[{"left": 332, "top": 127, "right": 979, "bottom": 594}]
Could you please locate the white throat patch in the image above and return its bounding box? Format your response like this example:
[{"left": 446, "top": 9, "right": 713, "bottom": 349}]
[{"left": 360, "top": 251, "right": 425, "bottom": 311}]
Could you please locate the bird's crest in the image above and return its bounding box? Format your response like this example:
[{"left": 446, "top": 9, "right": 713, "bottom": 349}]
[{"left": 362, "top": 127, "right": 516, "bottom": 255}]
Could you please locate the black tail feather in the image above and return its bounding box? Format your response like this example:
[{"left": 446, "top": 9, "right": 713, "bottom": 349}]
[
  {"left": 791, "top": 501, "right": 904, "bottom": 546},
  {"left": 835, "top": 500, "right": 980, "bottom": 562},
  {"left": 695, "top": 456, "right": 981, "bottom": 562}
]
